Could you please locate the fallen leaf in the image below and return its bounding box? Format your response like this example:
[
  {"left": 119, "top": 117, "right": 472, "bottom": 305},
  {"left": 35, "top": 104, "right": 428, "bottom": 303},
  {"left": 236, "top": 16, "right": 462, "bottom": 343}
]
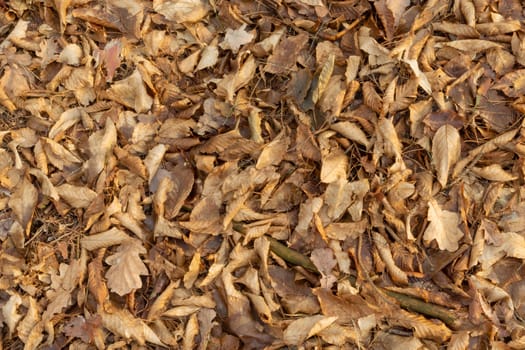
[
  {"left": 105, "top": 239, "right": 149, "bottom": 296},
  {"left": 432, "top": 124, "right": 461, "bottom": 188},
  {"left": 424, "top": 199, "right": 464, "bottom": 251}
]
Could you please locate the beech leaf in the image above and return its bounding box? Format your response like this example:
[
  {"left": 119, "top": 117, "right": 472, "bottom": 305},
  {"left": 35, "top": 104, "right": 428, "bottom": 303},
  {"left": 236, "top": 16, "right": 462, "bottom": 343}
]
[{"left": 432, "top": 124, "right": 461, "bottom": 188}]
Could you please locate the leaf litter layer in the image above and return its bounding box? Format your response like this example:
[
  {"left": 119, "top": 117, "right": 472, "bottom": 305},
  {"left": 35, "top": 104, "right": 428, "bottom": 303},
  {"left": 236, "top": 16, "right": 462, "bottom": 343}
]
[{"left": 1, "top": 0, "right": 525, "bottom": 348}]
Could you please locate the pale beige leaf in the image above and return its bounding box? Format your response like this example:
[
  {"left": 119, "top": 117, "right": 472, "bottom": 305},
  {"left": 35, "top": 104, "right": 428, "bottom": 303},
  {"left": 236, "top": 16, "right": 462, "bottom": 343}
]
[
  {"left": 147, "top": 282, "right": 177, "bottom": 321},
  {"left": 86, "top": 117, "right": 117, "bottom": 184},
  {"left": 107, "top": 69, "right": 152, "bottom": 113},
  {"left": 324, "top": 179, "right": 353, "bottom": 221},
  {"left": 215, "top": 55, "right": 256, "bottom": 102},
  {"left": 16, "top": 296, "right": 41, "bottom": 343},
  {"left": 29, "top": 168, "right": 59, "bottom": 201},
  {"left": 432, "top": 124, "right": 461, "bottom": 187},
  {"left": 101, "top": 302, "right": 164, "bottom": 346},
  {"left": 471, "top": 164, "right": 518, "bottom": 182},
  {"left": 444, "top": 39, "right": 502, "bottom": 53},
  {"left": 81, "top": 227, "right": 131, "bottom": 251},
  {"left": 3, "top": 292, "right": 22, "bottom": 336},
  {"left": 362, "top": 81, "right": 382, "bottom": 113},
  {"left": 320, "top": 147, "right": 348, "bottom": 184},
  {"left": 432, "top": 22, "right": 480, "bottom": 38},
  {"left": 220, "top": 24, "right": 254, "bottom": 54},
  {"left": 256, "top": 132, "right": 289, "bottom": 169},
  {"left": 486, "top": 48, "right": 515, "bottom": 76},
  {"left": 345, "top": 55, "right": 360, "bottom": 82},
  {"left": 105, "top": 239, "right": 149, "bottom": 296},
  {"left": 283, "top": 315, "right": 336, "bottom": 345},
  {"left": 330, "top": 121, "right": 370, "bottom": 148},
  {"left": 378, "top": 117, "right": 403, "bottom": 160},
  {"left": 313, "top": 53, "right": 335, "bottom": 104},
  {"left": 424, "top": 199, "right": 463, "bottom": 251},
  {"left": 42, "top": 137, "right": 82, "bottom": 170},
  {"left": 386, "top": 0, "right": 409, "bottom": 27},
  {"left": 56, "top": 183, "right": 97, "bottom": 208},
  {"left": 196, "top": 43, "right": 219, "bottom": 71},
  {"left": 403, "top": 58, "right": 432, "bottom": 94},
  {"left": 58, "top": 43, "right": 82, "bottom": 66},
  {"left": 253, "top": 27, "right": 284, "bottom": 55},
  {"left": 372, "top": 231, "right": 408, "bottom": 285},
  {"left": 452, "top": 126, "right": 519, "bottom": 178},
  {"left": 447, "top": 331, "right": 470, "bottom": 350},
  {"left": 144, "top": 144, "right": 167, "bottom": 184},
  {"left": 178, "top": 49, "right": 200, "bottom": 75},
  {"left": 183, "top": 252, "right": 201, "bottom": 289},
  {"left": 8, "top": 176, "right": 38, "bottom": 235},
  {"left": 48, "top": 108, "right": 82, "bottom": 139},
  {"left": 163, "top": 305, "right": 200, "bottom": 317},
  {"left": 391, "top": 309, "right": 451, "bottom": 342},
  {"left": 476, "top": 20, "right": 521, "bottom": 35},
  {"left": 153, "top": 0, "right": 209, "bottom": 23}
]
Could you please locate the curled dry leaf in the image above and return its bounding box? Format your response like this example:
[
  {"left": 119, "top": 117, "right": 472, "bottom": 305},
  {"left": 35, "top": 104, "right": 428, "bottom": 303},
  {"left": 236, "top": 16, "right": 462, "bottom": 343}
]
[{"left": 283, "top": 315, "right": 338, "bottom": 346}]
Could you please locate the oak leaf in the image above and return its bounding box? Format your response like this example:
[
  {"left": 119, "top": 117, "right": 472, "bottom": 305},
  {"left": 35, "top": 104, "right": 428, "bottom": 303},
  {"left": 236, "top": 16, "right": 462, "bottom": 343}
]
[
  {"left": 105, "top": 239, "right": 149, "bottom": 296},
  {"left": 423, "top": 199, "right": 463, "bottom": 251}
]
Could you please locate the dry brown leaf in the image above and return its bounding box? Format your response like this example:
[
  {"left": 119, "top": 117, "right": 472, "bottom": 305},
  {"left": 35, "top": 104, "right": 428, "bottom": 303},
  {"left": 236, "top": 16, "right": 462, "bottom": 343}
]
[
  {"left": 105, "top": 239, "right": 149, "bottom": 296},
  {"left": 432, "top": 124, "right": 461, "bottom": 188},
  {"left": 264, "top": 33, "right": 309, "bottom": 75},
  {"left": 196, "top": 43, "right": 219, "bottom": 71},
  {"left": 311, "top": 248, "right": 337, "bottom": 289}
]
